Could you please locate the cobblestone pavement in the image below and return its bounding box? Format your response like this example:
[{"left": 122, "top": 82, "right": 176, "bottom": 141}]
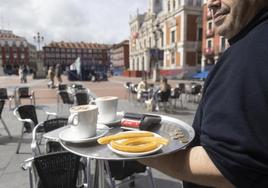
[{"left": 0, "top": 74, "right": 198, "bottom": 188}]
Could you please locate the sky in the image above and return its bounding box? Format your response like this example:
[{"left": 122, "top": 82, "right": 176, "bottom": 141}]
[{"left": 1, "top": 0, "right": 148, "bottom": 46}]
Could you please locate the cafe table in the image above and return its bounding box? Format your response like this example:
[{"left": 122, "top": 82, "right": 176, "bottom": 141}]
[{"left": 43, "top": 114, "right": 195, "bottom": 188}]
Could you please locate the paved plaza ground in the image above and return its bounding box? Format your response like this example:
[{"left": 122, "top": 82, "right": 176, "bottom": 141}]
[{"left": 0, "top": 74, "right": 198, "bottom": 188}]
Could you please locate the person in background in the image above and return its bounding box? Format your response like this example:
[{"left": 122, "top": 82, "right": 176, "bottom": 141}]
[
  {"left": 48, "top": 66, "right": 55, "bottom": 88},
  {"left": 140, "top": 1, "right": 268, "bottom": 187},
  {"left": 136, "top": 78, "right": 147, "bottom": 100},
  {"left": 18, "top": 65, "right": 24, "bottom": 83},
  {"left": 159, "top": 77, "right": 171, "bottom": 93},
  {"left": 22, "top": 65, "right": 28, "bottom": 83},
  {"left": 55, "top": 63, "right": 62, "bottom": 86}
]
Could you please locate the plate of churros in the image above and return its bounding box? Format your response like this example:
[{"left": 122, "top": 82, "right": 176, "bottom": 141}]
[{"left": 97, "top": 131, "right": 169, "bottom": 157}]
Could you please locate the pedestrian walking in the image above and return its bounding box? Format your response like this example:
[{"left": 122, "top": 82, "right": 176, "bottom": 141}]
[
  {"left": 55, "top": 63, "right": 63, "bottom": 86},
  {"left": 22, "top": 65, "right": 28, "bottom": 83},
  {"left": 47, "top": 66, "right": 55, "bottom": 88}
]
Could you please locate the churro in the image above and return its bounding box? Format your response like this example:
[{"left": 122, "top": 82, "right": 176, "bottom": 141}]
[
  {"left": 97, "top": 131, "right": 154, "bottom": 144},
  {"left": 120, "top": 137, "right": 168, "bottom": 146},
  {"left": 110, "top": 140, "right": 159, "bottom": 153}
]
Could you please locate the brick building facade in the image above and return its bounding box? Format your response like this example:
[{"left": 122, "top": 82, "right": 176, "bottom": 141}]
[
  {"left": 0, "top": 30, "right": 37, "bottom": 74},
  {"left": 43, "top": 41, "right": 110, "bottom": 71},
  {"left": 110, "top": 40, "right": 129, "bottom": 76},
  {"left": 201, "top": 0, "right": 229, "bottom": 71}
]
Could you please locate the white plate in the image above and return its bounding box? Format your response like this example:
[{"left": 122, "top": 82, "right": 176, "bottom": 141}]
[
  {"left": 59, "top": 124, "right": 109, "bottom": 143},
  {"left": 107, "top": 131, "right": 164, "bottom": 157}
]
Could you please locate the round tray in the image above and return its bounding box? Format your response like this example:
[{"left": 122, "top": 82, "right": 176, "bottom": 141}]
[{"left": 60, "top": 115, "right": 195, "bottom": 160}]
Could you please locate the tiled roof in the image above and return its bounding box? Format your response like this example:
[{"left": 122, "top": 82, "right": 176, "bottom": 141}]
[{"left": 45, "top": 41, "right": 109, "bottom": 49}]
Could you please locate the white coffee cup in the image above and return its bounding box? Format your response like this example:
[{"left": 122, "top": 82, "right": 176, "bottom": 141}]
[
  {"left": 95, "top": 96, "right": 118, "bottom": 123},
  {"left": 68, "top": 104, "right": 98, "bottom": 139}
]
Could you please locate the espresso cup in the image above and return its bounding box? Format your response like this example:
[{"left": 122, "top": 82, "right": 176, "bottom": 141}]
[
  {"left": 95, "top": 96, "right": 118, "bottom": 123},
  {"left": 68, "top": 104, "right": 98, "bottom": 139}
]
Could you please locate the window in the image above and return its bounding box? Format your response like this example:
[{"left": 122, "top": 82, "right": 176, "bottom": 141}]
[
  {"left": 171, "top": 51, "right": 175, "bottom": 64},
  {"left": 208, "top": 21, "right": 213, "bottom": 30},
  {"left": 160, "top": 31, "right": 164, "bottom": 47},
  {"left": 167, "top": 1, "right": 171, "bottom": 12},
  {"left": 173, "top": 0, "right": 176, "bottom": 9},
  {"left": 220, "top": 37, "right": 227, "bottom": 51},
  {"left": 207, "top": 39, "right": 212, "bottom": 48},
  {"left": 171, "top": 30, "right": 176, "bottom": 43}
]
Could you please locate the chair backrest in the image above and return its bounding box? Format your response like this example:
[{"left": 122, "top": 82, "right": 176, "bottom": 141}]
[
  {"left": 33, "top": 151, "right": 80, "bottom": 188},
  {"left": 0, "top": 100, "right": 5, "bottom": 118},
  {"left": 43, "top": 118, "right": 68, "bottom": 133},
  {"left": 58, "top": 84, "right": 67, "bottom": 91},
  {"left": 43, "top": 118, "right": 68, "bottom": 153},
  {"left": 59, "top": 91, "right": 73, "bottom": 104},
  {"left": 17, "top": 87, "right": 30, "bottom": 98},
  {"left": 159, "top": 88, "right": 171, "bottom": 102},
  {"left": 75, "top": 92, "right": 89, "bottom": 105},
  {"left": 191, "top": 84, "right": 202, "bottom": 95},
  {"left": 72, "top": 84, "right": 83, "bottom": 90},
  {"left": 177, "top": 83, "right": 185, "bottom": 93},
  {"left": 0, "top": 88, "right": 8, "bottom": 100},
  {"left": 170, "top": 87, "right": 181, "bottom": 99},
  {"left": 124, "top": 82, "right": 132, "bottom": 89},
  {"left": 17, "top": 105, "right": 38, "bottom": 132}
]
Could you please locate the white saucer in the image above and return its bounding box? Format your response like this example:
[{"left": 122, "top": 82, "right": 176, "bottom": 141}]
[
  {"left": 107, "top": 131, "right": 163, "bottom": 157},
  {"left": 59, "top": 124, "right": 109, "bottom": 143},
  {"left": 98, "top": 115, "right": 122, "bottom": 125}
]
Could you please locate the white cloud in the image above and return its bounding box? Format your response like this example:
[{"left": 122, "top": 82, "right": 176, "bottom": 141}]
[{"left": 1, "top": 0, "right": 147, "bottom": 45}]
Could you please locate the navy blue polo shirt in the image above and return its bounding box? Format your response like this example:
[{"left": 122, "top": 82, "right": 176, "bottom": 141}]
[{"left": 185, "top": 8, "right": 268, "bottom": 188}]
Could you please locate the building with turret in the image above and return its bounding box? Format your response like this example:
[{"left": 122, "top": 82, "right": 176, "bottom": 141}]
[{"left": 129, "top": 0, "right": 202, "bottom": 79}]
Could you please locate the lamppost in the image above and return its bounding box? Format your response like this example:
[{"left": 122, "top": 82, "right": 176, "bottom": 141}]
[
  {"left": 33, "top": 32, "right": 44, "bottom": 52},
  {"left": 33, "top": 32, "right": 45, "bottom": 78}
]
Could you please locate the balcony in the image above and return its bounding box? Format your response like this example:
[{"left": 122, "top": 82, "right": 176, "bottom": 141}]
[
  {"left": 206, "top": 29, "right": 214, "bottom": 38},
  {"left": 205, "top": 48, "right": 214, "bottom": 56}
]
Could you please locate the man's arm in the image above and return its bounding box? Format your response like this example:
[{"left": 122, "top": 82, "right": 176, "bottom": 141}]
[{"left": 139, "top": 146, "right": 234, "bottom": 188}]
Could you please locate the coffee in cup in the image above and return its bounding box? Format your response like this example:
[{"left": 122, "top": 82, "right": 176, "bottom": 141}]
[
  {"left": 68, "top": 104, "right": 98, "bottom": 138},
  {"left": 95, "top": 96, "right": 118, "bottom": 123}
]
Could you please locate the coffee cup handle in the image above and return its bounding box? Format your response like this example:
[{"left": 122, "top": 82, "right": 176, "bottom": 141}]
[{"left": 68, "top": 113, "right": 78, "bottom": 126}]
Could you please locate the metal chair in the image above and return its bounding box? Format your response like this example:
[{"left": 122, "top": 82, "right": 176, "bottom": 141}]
[
  {"left": 16, "top": 87, "right": 36, "bottom": 107},
  {"left": 75, "top": 90, "right": 90, "bottom": 105},
  {"left": 170, "top": 87, "right": 183, "bottom": 109},
  {"left": 57, "top": 90, "right": 74, "bottom": 114},
  {"left": 0, "top": 100, "right": 12, "bottom": 138},
  {"left": 156, "top": 88, "right": 171, "bottom": 112},
  {"left": 31, "top": 118, "right": 68, "bottom": 155},
  {"left": 58, "top": 84, "right": 68, "bottom": 91},
  {"left": 105, "top": 160, "right": 155, "bottom": 188},
  {"left": 21, "top": 151, "right": 82, "bottom": 188},
  {"left": 13, "top": 105, "right": 57, "bottom": 154},
  {"left": 0, "top": 88, "right": 14, "bottom": 110}
]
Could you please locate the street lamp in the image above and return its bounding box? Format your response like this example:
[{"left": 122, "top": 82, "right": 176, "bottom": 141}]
[
  {"left": 33, "top": 32, "right": 45, "bottom": 79},
  {"left": 33, "top": 32, "right": 44, "bottom": 52}
]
